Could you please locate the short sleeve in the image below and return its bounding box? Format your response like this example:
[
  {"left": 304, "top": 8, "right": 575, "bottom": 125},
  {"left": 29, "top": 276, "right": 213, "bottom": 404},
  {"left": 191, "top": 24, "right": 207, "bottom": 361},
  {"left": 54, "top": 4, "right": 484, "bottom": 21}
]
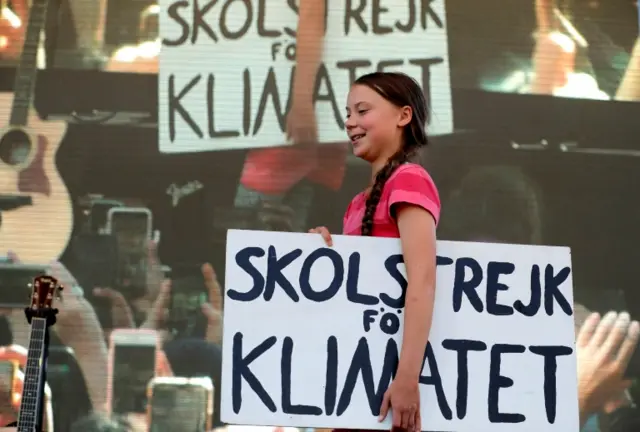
[
  {"left": 342, "top": 199, "right": 353, "bottom": 233},
  {"left": 385, "top": 164, "right": 441, "bottom": 225}
]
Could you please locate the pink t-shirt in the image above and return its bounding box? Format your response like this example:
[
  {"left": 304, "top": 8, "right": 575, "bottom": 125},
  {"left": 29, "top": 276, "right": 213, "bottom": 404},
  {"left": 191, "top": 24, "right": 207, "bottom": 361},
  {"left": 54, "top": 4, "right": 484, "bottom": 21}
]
[{"left": 342, "top": 163, "right": 440, "bottom": 237}]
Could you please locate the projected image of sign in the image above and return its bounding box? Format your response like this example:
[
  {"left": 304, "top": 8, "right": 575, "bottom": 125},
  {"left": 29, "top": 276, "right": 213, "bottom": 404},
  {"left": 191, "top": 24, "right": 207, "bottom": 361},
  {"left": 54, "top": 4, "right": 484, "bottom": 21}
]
[{"left": 158, "top": 0, "right": 453, "bottom": 153}]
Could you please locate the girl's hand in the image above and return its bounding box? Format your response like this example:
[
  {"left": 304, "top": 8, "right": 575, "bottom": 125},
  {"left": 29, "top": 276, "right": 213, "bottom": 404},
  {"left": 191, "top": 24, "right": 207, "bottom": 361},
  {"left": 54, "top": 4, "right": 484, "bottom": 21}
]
[
  {"left": 379, "top": 374, "right": 421, "bottom": 432},
  {"left": 308, "top": 226, "right": 333, "bottom": 246},
  {"left": 286, "top": 101, "right": 317, "bottom": 147}
]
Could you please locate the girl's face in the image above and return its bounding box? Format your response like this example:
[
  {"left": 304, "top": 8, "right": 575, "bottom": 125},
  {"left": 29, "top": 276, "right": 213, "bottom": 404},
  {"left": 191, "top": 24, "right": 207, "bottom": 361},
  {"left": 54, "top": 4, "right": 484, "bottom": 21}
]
[{"left": 345, "top": 84, "right": 411, "bottom": 164}]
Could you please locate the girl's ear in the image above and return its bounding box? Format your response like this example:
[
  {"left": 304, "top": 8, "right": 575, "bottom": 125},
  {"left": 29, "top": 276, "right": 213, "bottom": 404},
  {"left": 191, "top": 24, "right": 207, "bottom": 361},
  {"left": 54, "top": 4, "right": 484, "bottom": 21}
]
[{"left": 397, "top": 105, "right": 413, "bottom": 127}]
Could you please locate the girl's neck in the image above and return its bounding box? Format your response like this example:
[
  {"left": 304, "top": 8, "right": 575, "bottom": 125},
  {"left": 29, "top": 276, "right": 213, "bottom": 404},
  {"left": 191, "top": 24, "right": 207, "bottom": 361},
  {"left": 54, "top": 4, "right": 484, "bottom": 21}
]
[{"left": 370, "top": 158, "right": 389, "bottom": 183}]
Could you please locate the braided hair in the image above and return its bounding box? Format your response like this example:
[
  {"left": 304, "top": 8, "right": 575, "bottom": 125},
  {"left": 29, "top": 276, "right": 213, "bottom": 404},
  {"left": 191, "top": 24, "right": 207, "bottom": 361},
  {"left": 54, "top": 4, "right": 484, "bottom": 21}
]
[{"left": 354, "top": 72, "right": 430, "bottom": 236}]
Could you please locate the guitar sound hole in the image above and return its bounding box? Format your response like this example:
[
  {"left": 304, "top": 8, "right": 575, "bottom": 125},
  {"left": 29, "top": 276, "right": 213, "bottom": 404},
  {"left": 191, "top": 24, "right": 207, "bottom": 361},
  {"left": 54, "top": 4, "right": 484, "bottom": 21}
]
[{"left": 0, "top": 129, "right": 32, "bottom": 166}]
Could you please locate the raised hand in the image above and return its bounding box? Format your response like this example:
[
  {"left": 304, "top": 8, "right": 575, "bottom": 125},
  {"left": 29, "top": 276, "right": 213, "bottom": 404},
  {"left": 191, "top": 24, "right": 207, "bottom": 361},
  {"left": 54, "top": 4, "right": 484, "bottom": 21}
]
[
  {"left": 576, "top": 311, "right": 640, "bottom": 422},
  {"left": 200, "top": 263, "right": 223, "bottom": 344}
]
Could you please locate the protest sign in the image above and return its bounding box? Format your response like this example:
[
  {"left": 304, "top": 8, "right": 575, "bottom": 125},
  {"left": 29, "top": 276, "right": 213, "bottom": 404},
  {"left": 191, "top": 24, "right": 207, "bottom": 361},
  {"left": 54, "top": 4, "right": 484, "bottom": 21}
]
[
  {"left": 159, "top": 0, "right": 453, "bottom": 153},
  {"left": 221, "top": 230, "right": 579, "bottom": 431}
]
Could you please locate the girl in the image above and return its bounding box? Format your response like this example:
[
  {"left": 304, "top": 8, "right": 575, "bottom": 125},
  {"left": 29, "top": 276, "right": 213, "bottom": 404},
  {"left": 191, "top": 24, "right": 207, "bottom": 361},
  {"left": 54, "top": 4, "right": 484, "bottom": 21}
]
[{"left": 310, "top": 72, "right": 440, "bottom": 432}]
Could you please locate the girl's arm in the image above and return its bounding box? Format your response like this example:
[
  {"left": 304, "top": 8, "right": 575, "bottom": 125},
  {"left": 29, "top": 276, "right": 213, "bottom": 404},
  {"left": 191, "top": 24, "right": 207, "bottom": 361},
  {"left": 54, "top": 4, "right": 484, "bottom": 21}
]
[
  {"left": 395, "top": 205, "right": 437, "bottom": 379},
  {"left": 291, "top": 0, "right": 326, "bottom": 103}
]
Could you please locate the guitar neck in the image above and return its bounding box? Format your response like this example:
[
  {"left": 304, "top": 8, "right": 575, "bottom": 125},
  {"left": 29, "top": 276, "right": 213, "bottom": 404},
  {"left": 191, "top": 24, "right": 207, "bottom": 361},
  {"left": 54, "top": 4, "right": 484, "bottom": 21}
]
[
  {"left": 16, "top": 317, "right": 49, "bottom": 431},
  {"left": 10, "top": 0, "right": 50, "bottom": 127}
]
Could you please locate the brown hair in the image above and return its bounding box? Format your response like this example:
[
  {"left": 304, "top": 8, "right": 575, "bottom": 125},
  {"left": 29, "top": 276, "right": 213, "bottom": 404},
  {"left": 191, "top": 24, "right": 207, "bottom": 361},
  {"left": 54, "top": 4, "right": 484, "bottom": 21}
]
[{"left": 354, "top": 72, "right": 430, "bottom": 236}]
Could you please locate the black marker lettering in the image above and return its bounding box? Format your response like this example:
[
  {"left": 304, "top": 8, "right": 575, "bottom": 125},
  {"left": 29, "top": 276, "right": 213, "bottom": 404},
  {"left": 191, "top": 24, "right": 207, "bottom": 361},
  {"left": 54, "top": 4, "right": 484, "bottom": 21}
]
[
  {"left": 168, "top": 74, "right": 202, "bottom": 142},
  {"left": 281, "top": 337, "right": 322, "bottom": 415},
  {"left": 232, "top": 332, "right": 277, "bottom": 413},
  {"left": 421, "top": 0, "right": 444, "bottom": 29},
  {"left": 371, "top": 0, "right": 392, "bottom": 35},
  {"left": 313, "top": 64, "right": 344, "bottom": 129},
  {"left": 336, "top": 338, "right": 398, "bottom": 416},
  {"left": 252, "top": 68, "right": 287, "bottom": 135},
  {"left": 395, "top": 0, "right": 416, "bottom": 32},
  {"left": 486, "top": 261, "right": 515, "bottom": 316},
  {"left": 529, "top": 345, "right": 573, "bottom": 423},
  {"left": 514, "top": 264, "right": 541, "bottom": 316},
  {"left": 409, "top": 57, "right": 443, "bottom": 107},
  {"left": 442, "top": 339, "right": 487, "bottom": 420},
  {"left": 162, "top": 1, "right": 190, "bottom": 46},
  {"left": 257, "top": 0, "right": 280, "bottom": 38},
  {"left": 344, "top": 0, "right": 367, "bottom": 34},
  {"left": 488, "top": 344, "right": 526, "bottom": 423},
  {"left": 544, "top": 265, "right": 572, "bottom": 316},
  {"left": 284, "top": 43, "right": 297, "bottom": 61},
  {"left": 420, "top": 342, "right": 453, "bottom": 419},
  {"left": 264, "top": 246, "right": 302, "bottom": 302},
  {"left": 437, "top": 255, "right": 454, "bottom": 267},
  {"left": 283, "top": 0, "right": 298, "bottom": 37},
  {"left": 362, "top": 309, "right": 379, "bottom": 332},
  {"left": 285, "top": 65, "right": 296, "bottom": 115},
  {"left": 299, "top": 248, "right": 343, "bottom": 302},
  {"left": 207, "top": 74, "right": 239, "bottom": 138},
  {"left": 229, "top": 247, "right": 266, "bottom": 302},
  {"left": 378, "top": 311, "right": 401, "bottom": 336},
  {"left": 325, "top": 336, "right": 338, "bottom": 415},
  {"left": 381, "top": 254, "right": 406, "bottom": 308},
  {"left": 192, "top": 0, "right": 218, "bottom": 43},
  {"left": 452, "top": 257, "right": 484, "bottom": 313},
  {"left": 346, "top": 253, "right": 379, "bottom": 306},
  {"left": 242, "top": 69, "right": 251, "bottom": 135}
]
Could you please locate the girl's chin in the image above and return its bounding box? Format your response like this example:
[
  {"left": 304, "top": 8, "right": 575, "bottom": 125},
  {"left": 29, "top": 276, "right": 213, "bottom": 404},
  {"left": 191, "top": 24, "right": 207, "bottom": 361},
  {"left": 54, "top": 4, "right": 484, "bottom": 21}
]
[{"left": 352, "top": 144, "right": 368, "bottom": 158}]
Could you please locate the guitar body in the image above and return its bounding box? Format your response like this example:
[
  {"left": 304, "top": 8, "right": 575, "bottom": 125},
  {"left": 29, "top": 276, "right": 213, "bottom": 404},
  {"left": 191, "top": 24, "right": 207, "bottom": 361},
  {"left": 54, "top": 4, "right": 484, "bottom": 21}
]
[{"left": 0, "top": 92, "right": 72, "bottom": 263}]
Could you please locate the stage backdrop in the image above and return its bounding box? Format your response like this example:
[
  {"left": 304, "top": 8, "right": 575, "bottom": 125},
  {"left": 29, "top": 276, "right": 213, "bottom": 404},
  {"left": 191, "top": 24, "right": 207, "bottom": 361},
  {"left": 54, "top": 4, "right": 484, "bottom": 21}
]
[
  {"left": 158, "top": 0, "right": 453, "bottom": 153},
  {"left": 221, "top": 229, "right": 578, "bottom": 432}
]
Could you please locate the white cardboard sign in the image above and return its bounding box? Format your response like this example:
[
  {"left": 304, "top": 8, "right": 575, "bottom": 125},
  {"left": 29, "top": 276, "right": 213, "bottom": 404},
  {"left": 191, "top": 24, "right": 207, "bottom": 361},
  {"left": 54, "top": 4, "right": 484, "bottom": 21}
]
[
  {"left": 221, "top": 230, "right": 579, "bottom": 431},
  {"left": 159, "top": 0, "right": 453, "bottom": 153}
]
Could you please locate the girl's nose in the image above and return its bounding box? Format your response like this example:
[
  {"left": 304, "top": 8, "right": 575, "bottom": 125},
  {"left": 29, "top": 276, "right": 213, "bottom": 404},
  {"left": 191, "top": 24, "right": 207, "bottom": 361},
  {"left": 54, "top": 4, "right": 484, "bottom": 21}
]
[{"left": 345, "top": 116, "right": 356, "bottom": 129}]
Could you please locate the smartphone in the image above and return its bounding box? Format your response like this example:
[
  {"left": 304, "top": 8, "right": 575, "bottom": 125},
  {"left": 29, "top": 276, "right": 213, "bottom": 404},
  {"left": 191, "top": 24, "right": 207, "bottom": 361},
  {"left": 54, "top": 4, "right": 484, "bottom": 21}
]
[
  {"left": 107, "top": 329, "right": 159, "bottom": 415},
  {"left": 147, "top": 376, "right": 213, "bottom": 432},
  {"left": 167, "top": 269, "right": 208, "bottom": 339},
  {"left": 68, "top": 233, "right": 119, "bottom": 288},
  {"left": 106, "top": 207, "right": 152, "bottom": 290},
  {"left": 89, "top": 199, "right": 124, "bottom": 234},
  {"left": 0, "top": 264, "right": 47, "bottom": 308}
]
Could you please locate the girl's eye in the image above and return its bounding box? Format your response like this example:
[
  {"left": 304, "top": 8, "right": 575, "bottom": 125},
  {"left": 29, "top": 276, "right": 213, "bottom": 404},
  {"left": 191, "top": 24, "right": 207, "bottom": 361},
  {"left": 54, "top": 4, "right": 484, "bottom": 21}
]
[{"left": 358, "top": 109, "right": 368, "bottom": 115}]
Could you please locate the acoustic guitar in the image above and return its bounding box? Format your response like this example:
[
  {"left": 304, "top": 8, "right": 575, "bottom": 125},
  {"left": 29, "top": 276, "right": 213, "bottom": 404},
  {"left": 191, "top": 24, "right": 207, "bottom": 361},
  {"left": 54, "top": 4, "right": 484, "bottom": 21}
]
[
  {"left": 3, "top": 274, "right": 60, "bottom": 431},
  {"left": 0, "top": 0, "right": 73, "bottom": 263}
]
